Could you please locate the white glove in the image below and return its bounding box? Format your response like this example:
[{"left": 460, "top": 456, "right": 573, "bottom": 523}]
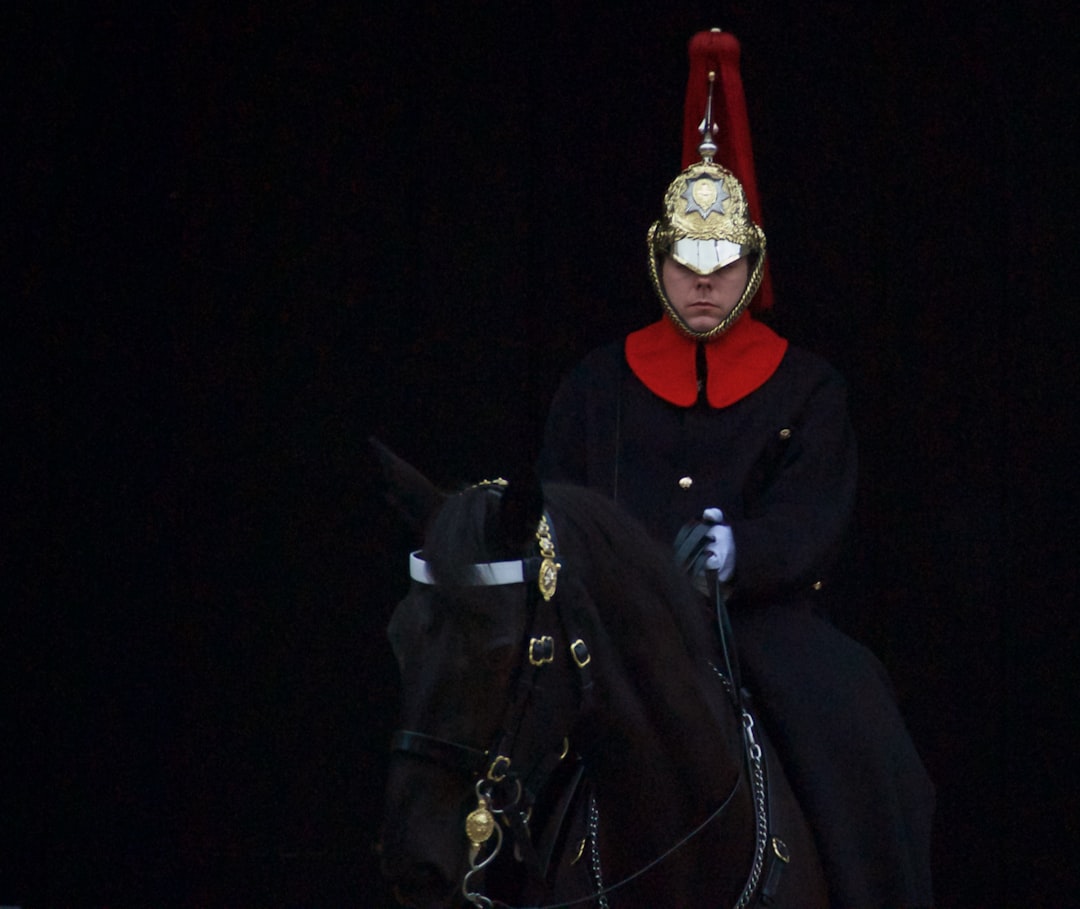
[{"left": 702, "top": 507, "right": 736, "bottom": 582}]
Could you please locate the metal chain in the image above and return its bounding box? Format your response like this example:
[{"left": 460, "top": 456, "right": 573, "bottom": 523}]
[
  {"left": 734, "top": 709, "right": 768, "bottom": 909},
  {"left": 462, "top": 667, "right": 767, "bottom": 909},
  {"left": 711, "top": 664, "right": 769, "bottom": 909},
  {"left": 587, "top": 792, "right": 610, "bottom": 909}
]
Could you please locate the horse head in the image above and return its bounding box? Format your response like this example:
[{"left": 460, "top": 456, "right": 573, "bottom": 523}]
[{"left": 375, "top": 444, "right": 582, "bottom": 907}]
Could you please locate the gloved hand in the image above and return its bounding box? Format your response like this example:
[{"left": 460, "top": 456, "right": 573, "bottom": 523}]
[{"left": 702, "top": 507, "right": 736, "bottom": 582}]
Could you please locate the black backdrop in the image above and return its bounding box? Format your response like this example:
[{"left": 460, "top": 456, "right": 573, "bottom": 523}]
[{"left": 5, "top": 2, "right": 1077, "bottom": 907}]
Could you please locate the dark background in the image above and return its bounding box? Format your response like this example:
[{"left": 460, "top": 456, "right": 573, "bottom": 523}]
[{"left": 5, "top": 2, "right": 1076, "bottom": 907}]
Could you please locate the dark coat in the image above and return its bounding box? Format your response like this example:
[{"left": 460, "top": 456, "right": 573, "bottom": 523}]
[
  {"left": 538, "top": 339, "right": 856, "bottom": 602},
  {"left": 539, "top": 338, "right": 935, "bottom": 908}
]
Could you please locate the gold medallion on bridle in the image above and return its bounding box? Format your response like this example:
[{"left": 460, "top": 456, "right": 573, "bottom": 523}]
[
  {"left": 539, "top": 558, "right": 559, "bottom": 601},
  {"left": 465, "top": 797, "right": 495, "bottom": 846},
  {"left": 536, "top": 515, "right": 560, "bottom": 601}
]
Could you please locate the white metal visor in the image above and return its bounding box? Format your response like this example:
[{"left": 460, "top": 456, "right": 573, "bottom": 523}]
[
  {"left": 409, "top": 550, "right": 525, "bottom": 587},
  {"left": 670, "top": 237, "right": 746, "bottom": 275}
]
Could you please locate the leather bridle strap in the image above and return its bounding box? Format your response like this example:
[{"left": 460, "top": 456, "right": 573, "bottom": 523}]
[
  {"left": 391, "top": 729, "right": 488, "bottom": 777},
  {"left": 673, "top": 518, "right": 714, "bottom": 578},
  {"left": 674, "top": 518, "right": 743, "bottom": 709}
]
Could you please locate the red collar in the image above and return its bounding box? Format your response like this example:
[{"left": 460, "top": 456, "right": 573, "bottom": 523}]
[{"left": 625, "top": 315, "right": 788, "bottom": 408}]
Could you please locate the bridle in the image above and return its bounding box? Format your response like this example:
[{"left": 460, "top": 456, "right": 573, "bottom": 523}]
[
  {"left": 392, "top": 499, "right": 780, "bottom": 909},
  {"left": 395, "top": 507, "right": 594, "bottom": 907}
]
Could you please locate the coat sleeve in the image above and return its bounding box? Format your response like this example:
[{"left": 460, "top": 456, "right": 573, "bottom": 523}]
[{"left": 728, "top": 365, "right": 858, "bottom": 601}]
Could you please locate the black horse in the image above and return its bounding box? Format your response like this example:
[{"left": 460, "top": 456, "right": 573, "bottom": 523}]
[{"left": 377, "top": 451, "right": 827, "bottom": 908}]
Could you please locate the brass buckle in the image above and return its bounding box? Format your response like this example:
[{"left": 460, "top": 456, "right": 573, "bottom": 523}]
[{"left": 529, "top": 636, "right": 555, "bottom": 666}]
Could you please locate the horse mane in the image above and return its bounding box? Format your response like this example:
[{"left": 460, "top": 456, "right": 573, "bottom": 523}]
[{"left": 542, "top": 482, "right": 717, "bottom": 668}]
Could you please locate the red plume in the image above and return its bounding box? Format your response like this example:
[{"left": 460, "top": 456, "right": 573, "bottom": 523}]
[{"left": 680, "top": 30, "right": 773, "bottom": 310}]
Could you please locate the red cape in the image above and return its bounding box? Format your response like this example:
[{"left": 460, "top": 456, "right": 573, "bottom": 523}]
[{"left": 625, "top": 315, "right": 787, "bottom": 408}]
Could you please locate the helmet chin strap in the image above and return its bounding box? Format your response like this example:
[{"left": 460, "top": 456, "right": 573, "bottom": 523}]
[{"left": 646, "top": 233, "right": 766, "bottom": 342}]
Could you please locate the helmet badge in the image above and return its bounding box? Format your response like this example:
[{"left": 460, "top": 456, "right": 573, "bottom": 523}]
[{"left": 682, "top": 176, "right": 729, "bottom": 218}]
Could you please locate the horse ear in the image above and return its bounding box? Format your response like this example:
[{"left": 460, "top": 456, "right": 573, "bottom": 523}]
[
  {"left": 493, "top": 467, "right": 545, "bottom": 554},
  {"left": 369, "top": 436, "right": 444, "bottom": 535}
]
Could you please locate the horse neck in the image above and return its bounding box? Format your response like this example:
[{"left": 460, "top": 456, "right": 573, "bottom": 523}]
[
  {"left": 568, "top": 607, "right": 753, "bottom": 902},
  {"left": 565, "top": 568, "right": 749, "bottom": 852},
  {"left": 587, "top": 626, "right": 742, "bottom": 791}
]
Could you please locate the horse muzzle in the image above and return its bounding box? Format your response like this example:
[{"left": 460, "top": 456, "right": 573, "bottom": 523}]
[{"left": 378, "top": 834, "right": 462, "bottom": 909}]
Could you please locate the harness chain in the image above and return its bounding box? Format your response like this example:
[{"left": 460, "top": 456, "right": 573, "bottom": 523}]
[
  {"left": 505, "top": 771, "right": 742, "bottom": 909},
  {"left": 735, "top": 709, "right": 768, "bottom": 908},
  {"left": 397, "top": 682, "right": 768, "bottom": 909},
  {"left": 587, "top": 792, "right": 609, "bottom": 909},
  {"left": 712, "top": 663, "right": 769, "bottom": 909}
]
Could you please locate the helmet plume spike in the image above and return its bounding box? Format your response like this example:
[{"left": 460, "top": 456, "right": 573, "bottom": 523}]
[
  {"left": 679, "top": 29, "right": 773, "bottom": 310},
  {"left": 697, "top": 71, "right": 718, "bottom": 163}
]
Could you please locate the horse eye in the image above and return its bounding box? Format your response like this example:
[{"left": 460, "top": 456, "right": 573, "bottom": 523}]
[
  {"left": 386, "top": 621, "right": 410, "bottom": 670},
  {"left": 387, "top": 595, "right": 436, "bottom": 668}
]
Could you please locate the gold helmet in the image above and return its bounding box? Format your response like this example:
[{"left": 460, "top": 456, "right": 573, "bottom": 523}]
[{"left": 648, "top": 30, "right": 770, "bottom": 341}]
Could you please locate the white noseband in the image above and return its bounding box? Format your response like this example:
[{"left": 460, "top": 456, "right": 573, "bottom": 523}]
[{"left": 409, "top": 551, "right": 526, "bottom": 587}]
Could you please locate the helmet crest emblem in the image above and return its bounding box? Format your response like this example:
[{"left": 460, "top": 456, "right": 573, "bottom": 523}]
[{"left": 682, "top": 177, "right": 729, "bottom": 218}]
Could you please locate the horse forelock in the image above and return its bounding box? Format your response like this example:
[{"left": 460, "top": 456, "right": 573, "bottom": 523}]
[{"left": 421, "top": 485, "right": 512, "bottom": 588}]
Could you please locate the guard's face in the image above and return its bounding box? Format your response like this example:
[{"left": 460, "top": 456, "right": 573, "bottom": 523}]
[{"left": 662, "top": 256, "right": 750, "bottom": 334}]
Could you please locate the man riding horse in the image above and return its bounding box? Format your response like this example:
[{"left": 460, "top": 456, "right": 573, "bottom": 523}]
[{"left": 537, "top": 28, "right": 936, "bottom": 909}]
